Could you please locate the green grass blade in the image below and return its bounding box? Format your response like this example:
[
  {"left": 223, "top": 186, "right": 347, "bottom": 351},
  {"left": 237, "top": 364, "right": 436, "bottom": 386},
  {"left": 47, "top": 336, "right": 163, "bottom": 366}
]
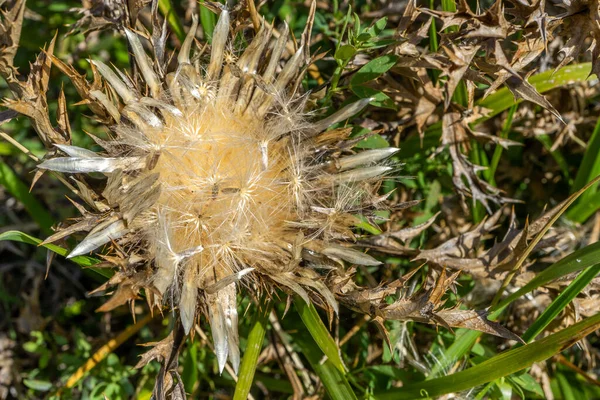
[
  {"left": 565, "top": 191, "right": 600, "bottom": 223},
  {"left": 293, "top": 297, "right": 346, "bottom": 373},
  {"left": 487, "top": 104, "right": 516, "bottom": 186},
  {"left": 571, "top": 115, "right": 600, "bottom": 194},
  {"left": 428, "top": 329, "right": 480, "bottom": 379},
  {"left": 432, "top": 239, "right": 600, "bottom": 378},
  {"left": 521, "top": 263, "right": 600, "bottom": 344},
  {"left": 0, "top": 230, "right": 108, "bottom": 277},
  {"left": 491, "top": 174, "right": 600, "bottom": 307},
  {"left": 375, "top": 312, "right": 600, "bottom": 399},
  {"left": 199, "top": 0, "right": 216, "bottom": 41},
  {"left": 292, "top": 321, "right": 358, "bottom": 400},
  {"left": 158, "top": 0, "right": 185, "bottom": 42},
  {"left": 233, "top": 297, "right": 273, "bottom": 400},
  {"left": 0, "top": 161, "right": 54, "bottom": 234},
  {"left": 478, "top": 63, "right": 592, "bottom": 121},
  {"left": 494, "top": 240, "right": 600, "bottom": 312}
]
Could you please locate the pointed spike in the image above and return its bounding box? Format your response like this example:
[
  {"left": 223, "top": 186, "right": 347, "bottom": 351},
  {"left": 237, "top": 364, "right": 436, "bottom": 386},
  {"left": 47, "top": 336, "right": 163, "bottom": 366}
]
[
  {"left": 176, "top": 244, "right": 204, "bottom": 261},
  {"left": 263, "top": 22, "right": 289, "bottom": 83},
  {"left": 337, "top": 147, "right": 399, "bottom": 171},
  {"left": 204, "top": 268, "right": 254, "bottom": 294},
  {"left": 224, "top": 286, "right": 240, "bottom": 374},
  {"left": 179, "top": 277, "right": 197, "bottom": 335},
  {"left": 89, "top": 90, "right": 121, "bottom": 121},
  {"left": 124, "top": 29, "right": 161, "bottom": 97},
  {"left": 333, "top": 166, "right": 392, "bottom": 183},
  {"left": 54, "top": 144, "right": 100, "bottom": 158},
  {"left": 67, "top": 220, "right": 128, "bottom": 258},
  {"left": 322, "top": 245, "right": 382, "bottom": 266},
  {"left": 123, "top": 103, "right": 163, "bottom": 128},
  {"left": 178, "top": 14, "right": 199, "bottom": 65},
  {"left": 38, "top": 156, "right": 145, "bottom": 174},
  {"left": 256, "top": 45, "right": 304, "bottom": 116},
  {"left": 207, "top": 293, "right": 229, "bottom": 374},
  {"left": 247, "top": 22, "right": 289, "bottom": 111},
  {"left": 140, "top": 97, "right": 183, "bottom": 117},
  {"left": 236, "top": 23, "right": 269, "bottom": 74},
  {"left": 207, "top": 10, "right": 230, "bottom": 80},
  {"left": 309, "top": 97, "right": 373, "bottom": 136},
  {"left": 90, "top": 60, "right": 137, "bottom": 103}
]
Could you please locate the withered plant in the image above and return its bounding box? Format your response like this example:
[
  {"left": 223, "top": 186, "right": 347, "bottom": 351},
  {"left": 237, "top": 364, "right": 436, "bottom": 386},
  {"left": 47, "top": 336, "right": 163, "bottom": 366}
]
[{"left": 2, "top": 0, "right": 600, "bottom": 399}]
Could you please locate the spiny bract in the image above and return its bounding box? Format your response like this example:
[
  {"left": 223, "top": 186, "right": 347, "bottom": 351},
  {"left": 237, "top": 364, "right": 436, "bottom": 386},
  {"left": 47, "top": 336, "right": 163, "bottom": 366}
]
[{"left": 36, "top": 9, "right": 396, "bottom": 373}]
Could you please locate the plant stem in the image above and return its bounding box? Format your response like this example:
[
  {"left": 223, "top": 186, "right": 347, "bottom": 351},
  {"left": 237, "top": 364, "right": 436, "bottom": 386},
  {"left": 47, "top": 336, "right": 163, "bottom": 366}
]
[{"left": 233, "top": 296, "right": 273, "bottom": 400}]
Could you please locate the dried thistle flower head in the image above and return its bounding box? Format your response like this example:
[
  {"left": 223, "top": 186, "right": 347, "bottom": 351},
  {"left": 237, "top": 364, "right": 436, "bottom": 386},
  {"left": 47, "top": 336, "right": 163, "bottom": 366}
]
[{"left": 35, "top": 10, "right": 396, "bottom": 373}]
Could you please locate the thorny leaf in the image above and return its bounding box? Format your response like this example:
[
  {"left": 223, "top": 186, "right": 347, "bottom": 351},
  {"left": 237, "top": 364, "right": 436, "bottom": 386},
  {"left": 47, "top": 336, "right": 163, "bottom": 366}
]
[
  {"left": 335, "top": 267, "right": 521, "bottom": 341},
  {"left": 441, "top": 112, "right": 514, "bottom": 212},
  {"left": 442, "top": 44, "right": 479, "bottom": 110},
  {"left": 67, "top": 0, "right": 131, "bottom": 35},
  {"left": 0, "top": 0, "right": 24, "bottom": 91},
  {"left": 505, "top": 75, "right": 564, "bottom": 123},
  {"left": 135, "top": 331, "right": 174, "bottom": 369}
]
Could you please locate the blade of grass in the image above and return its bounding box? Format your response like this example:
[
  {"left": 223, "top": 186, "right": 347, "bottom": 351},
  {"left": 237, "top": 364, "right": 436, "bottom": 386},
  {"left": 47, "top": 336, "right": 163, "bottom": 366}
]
[
  {"left": 565, "top": 191, "right": 600, "bottom": 223},
  {"left": 291, "top": 320, "right": 358, "bottom": 400},
  {"left": 520, "top": 263, "right": 600, "bottom": 344},
  {"left": 571, "top": 115, "right": 600, "bottom": 194},
  {"left": 233, "top": 297, "right": 273, "bottom": 400},
  {"left": 158, "top": 0, "right": 185, "bottom": 42},
  {"left": 199, "top": 0, "right": 216, "bottom": 42},
  {"left": 431, "top": 227, "right": 600, "bottom": 378},
  {"left": 491, "top": 174, "right": 600, "bottom": 307},
  {"left": 293, "top": 297, "right": 346, "bottom": 373},
  {"left": 479, "top": 63, "right": 593, "bottom": 121},
  {"left": 376, "top": 312, "right": 600, "bottom": 399},
  {"left": 487, "top": 104, "right": 517, "bottom": 186},
  {"left": 472, "top": 263, "right": 600, "bottom": 397},
  {"left": 494, "top": 239, "right": 600, "bottom": 312},
  {"left": 0, "top": 161, "right": 54, "bottom": 234},
  {"left": 0, "top": 230, "right": 108, "bottom": 277}
]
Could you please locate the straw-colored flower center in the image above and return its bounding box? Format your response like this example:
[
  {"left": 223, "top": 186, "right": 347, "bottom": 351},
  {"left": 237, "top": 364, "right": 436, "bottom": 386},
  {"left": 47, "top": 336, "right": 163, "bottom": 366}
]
[{"left": 148, "top": 102, "right": 298, "bottom": 280}]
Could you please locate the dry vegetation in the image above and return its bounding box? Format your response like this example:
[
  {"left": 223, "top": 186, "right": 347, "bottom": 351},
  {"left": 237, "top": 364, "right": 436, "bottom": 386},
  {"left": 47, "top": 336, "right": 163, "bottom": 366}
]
[{"left": 1, "top": 0, "right": 600, "bottom": 399}]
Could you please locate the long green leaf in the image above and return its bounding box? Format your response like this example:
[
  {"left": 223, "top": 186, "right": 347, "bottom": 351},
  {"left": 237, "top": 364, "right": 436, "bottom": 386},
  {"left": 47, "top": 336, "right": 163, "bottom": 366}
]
[
  {"left": 199, "top": 0, "right": 216, "bottom": 42},
  {"left": 491, "top": 174, "right": 600, "bottom": 306},
  {"left": 478, "top": 63, "right": 592, "bottom": 120},
  {"left": 292, "top": 321, "right": 358, "bottom": 400},
  {"left": 293, "top": 297, "right": 346, "bottom": 373},
  {"left": 566, "top": 191, "right": 600, "bottom": 223},
  {"left": 521, "top": 263, "right": 600, "bottom": 344},
  {"left": 158, "top": 0, "right": 185, "bottom": 42},
  {"left": 0, "top": 230, "right": 108, "bottom": 277},
  {"left": 470, "top": 263, "right": 600, "bottom": 398},
  {"left": 376, "top": 312, "right": 600, "bottom": 399},
  {"left": 571, "top": 115, "right": 600, "bottom": 194},
  {"left": 0, "top": 161, "right": 54, "bottom": 234},
  {"left": 233, "top": 297, "right": 273, "bottom": 400},
  {"left": 494, "top": 240, "right": 600, "bottom": 312}
]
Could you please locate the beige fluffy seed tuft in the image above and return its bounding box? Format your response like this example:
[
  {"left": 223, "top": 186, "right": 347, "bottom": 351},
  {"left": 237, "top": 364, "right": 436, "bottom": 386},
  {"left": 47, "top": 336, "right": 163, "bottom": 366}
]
[{"left": 36, "top": 10, "right": 395, "bottom": 374}]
